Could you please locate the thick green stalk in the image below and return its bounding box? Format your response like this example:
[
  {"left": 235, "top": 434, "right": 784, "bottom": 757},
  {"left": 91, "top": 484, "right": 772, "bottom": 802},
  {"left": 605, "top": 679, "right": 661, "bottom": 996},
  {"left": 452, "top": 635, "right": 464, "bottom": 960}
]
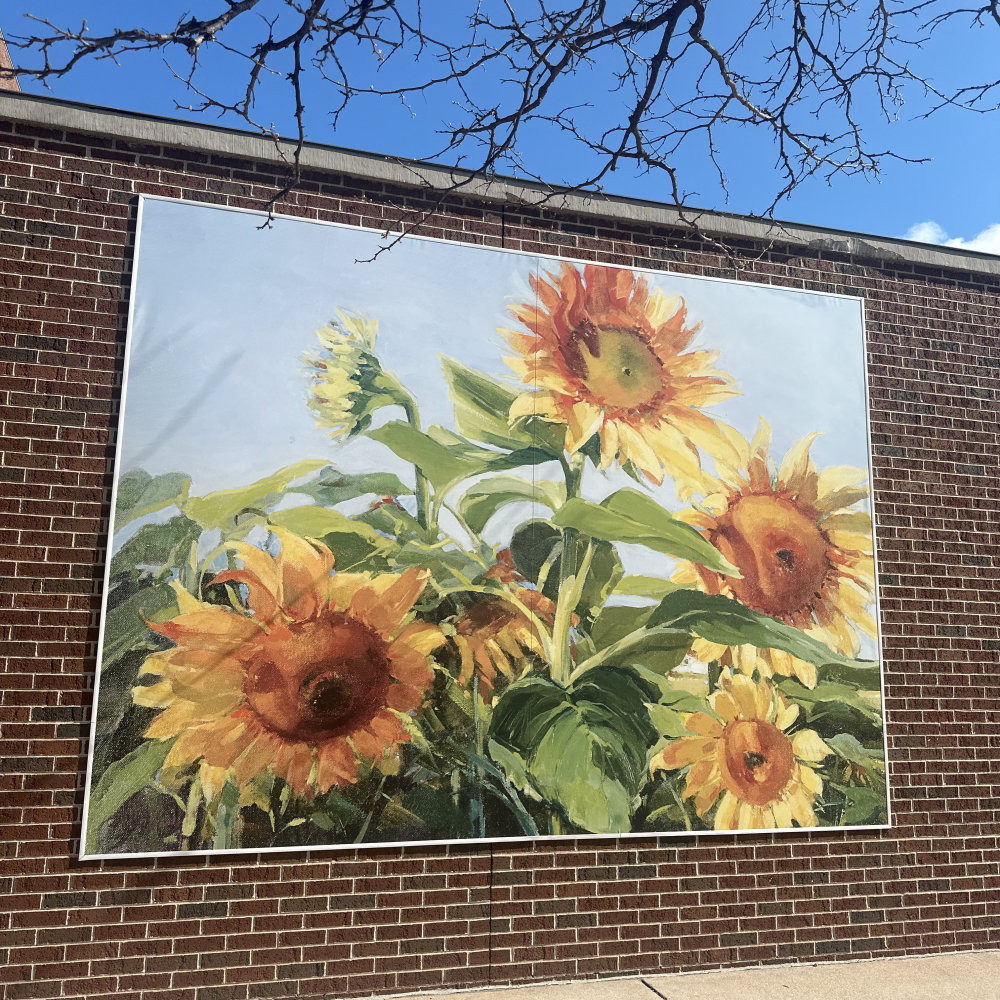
[
  {"left": 400, "top": 398, "right": 433, "bottom": 531},
  {"left": 550, "top": 453, "right": 587, "bottom": 685}
]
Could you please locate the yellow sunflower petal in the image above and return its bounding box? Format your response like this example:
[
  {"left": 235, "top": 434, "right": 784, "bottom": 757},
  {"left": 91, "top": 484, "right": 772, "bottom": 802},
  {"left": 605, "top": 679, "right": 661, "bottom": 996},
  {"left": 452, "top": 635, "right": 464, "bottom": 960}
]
[
  {"left": 714, "top": 791, "right": 740, "bottom": 830},
  {"left": 793, "top": 730, "right": 831, "bottom": 763}
]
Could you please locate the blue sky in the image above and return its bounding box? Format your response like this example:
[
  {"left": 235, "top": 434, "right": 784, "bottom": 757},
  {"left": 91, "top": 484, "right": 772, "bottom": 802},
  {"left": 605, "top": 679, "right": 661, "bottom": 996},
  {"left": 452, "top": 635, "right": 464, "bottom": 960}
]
[{"left": 3, "top": 2, "right": 999, "bottom": 250}]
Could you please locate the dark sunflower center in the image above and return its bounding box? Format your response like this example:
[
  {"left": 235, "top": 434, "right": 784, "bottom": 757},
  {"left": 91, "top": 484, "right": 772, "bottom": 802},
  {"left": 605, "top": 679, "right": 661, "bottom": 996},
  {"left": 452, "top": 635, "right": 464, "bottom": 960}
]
[
  {"left": 301, "top": 674, "right": 355, "bottom": 730},
  {"left": 721, "top": 719, "right": 795, "bottom": 806},
  {"left": 711, "top": 494, "right": 831, "bottom": 618},
  {"left": 242, "top": 611, "right": 392, "bottom": 741},
  {"left": 562, "top": 319, "right": 664, "bottom": 410}
]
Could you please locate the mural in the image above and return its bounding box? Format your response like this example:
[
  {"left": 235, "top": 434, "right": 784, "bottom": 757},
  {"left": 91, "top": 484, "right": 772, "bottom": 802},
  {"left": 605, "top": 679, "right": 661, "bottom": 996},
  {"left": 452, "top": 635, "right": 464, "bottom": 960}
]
[{"left": 81, "top": 197, "right": 888, "bottom": 858}]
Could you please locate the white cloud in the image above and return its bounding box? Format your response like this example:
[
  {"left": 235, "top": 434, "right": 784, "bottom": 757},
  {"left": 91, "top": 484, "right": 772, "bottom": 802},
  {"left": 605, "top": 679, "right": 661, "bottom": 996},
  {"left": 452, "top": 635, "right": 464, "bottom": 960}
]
[{"left": 904, "top": 220, "right": 1000, "bottom": 255}]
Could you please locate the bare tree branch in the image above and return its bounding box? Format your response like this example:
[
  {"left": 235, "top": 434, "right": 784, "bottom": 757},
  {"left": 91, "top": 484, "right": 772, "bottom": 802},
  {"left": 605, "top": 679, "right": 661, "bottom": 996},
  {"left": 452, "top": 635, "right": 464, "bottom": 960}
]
[{"left": 4, "top": 2, "right": 998, "bottom": 247}]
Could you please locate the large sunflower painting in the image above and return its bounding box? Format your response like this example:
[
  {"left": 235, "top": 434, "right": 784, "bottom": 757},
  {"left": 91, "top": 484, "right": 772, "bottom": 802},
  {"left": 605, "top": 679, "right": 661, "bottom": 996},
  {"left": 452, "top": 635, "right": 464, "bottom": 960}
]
[{"left": 82, "top": 197, "right": 887, "bottom": 858}]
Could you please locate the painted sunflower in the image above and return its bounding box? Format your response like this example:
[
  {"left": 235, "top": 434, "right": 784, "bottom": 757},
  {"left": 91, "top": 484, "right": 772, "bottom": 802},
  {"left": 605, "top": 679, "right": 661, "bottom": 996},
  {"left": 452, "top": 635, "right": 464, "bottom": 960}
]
[
  {"left": 301, "top": 309, "right": 410, "bottom": 440},
  {"left": 673, "top": 420, "right": 876, "bottom": 688},
  {"left": 650, "top": 672, "right": 831, "bottom": 829},
  {"left": 134, "top": 530, "right": 443, "bottom": 797},
  {"left": 502, "top": 262, "right": 738, "bottom": 492},
  {"left": 452, "top": 588, "right": 556, "bottom": 694}
]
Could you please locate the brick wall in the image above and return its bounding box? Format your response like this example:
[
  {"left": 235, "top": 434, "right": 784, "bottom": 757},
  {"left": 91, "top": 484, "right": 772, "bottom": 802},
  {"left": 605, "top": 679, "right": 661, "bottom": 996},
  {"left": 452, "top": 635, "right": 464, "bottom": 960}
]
[{"left": 2, "top": 95, "right": 999, "bottom": 1000}]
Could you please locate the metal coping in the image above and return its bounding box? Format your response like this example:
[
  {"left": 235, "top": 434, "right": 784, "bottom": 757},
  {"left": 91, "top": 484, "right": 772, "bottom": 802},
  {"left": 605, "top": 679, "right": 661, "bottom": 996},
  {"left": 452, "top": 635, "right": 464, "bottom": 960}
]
[{"left": 1, "top": 88, "right": 998, "bottom": 277}]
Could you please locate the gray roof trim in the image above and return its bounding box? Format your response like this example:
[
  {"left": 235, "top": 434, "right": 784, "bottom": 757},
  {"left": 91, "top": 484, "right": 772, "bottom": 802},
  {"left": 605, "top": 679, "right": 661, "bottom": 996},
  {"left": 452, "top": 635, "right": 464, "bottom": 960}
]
[{"left": 2, "top": 89, "right": 998, "bottom": 277}]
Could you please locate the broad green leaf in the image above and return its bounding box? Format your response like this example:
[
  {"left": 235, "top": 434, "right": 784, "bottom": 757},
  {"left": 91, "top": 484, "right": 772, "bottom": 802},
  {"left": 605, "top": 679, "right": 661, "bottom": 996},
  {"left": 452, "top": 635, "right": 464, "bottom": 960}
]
[
  {"left": 458, "top": 476, "right": 565, "bottom": 534},
  {"left": 356, "top": 499, "right": 425, "bottom": 538},
  {"left": 777, "top": 679, "right": 883, "bottom": 745},
  {"left": 640, "top": 770, "right": 699, "bottom": 832},
  {"left": 440, "top": 356, "right": 527, "bottom": 450},
  {"left": 390, "top": 540, "right": 485, "bottom": 590},
  {"left": 775, "top": 679, "right": 883, "bottom": 724},
  {"left": 835, "top": 784, "right": 888, "bottom": 826},
  {"left": 613, "top": 575, "right": 684, "bottom": 600},
  {"left": 649, "top": 590, "right": 867, "bottom": 670},
  {"left": 295, "top": 466, "right": 412, "bottom": 506},
  {"left": 553, "top": 492, "right": 738, "bottom": 576},
  {"left": 506, "top": 519, "right": 620, "bottom": 620},
  {"left": 268, "top": 505, "right": 387, "bottom": 544},
  {"left": 575, "top": 540, "right": 624, "bottom": 623},
  {"left": 508, "top": 520, "right": 562, "bottom": 596},
  {"left": 84, "top": 739, "right": 170, "bottom": 855},
  {"left": 826, "top": 732, "right": 885, "bottom": 770},
  {"left": 101, "top": 583, "right": 178, "bottom": 669},
  {"left": 587, "top": 604, "right": 690, "bottom": 675},
  {"left": 398, "top": 785, "right": 473, "bottom": 838},
  {"left": 268, "top": 505, "right": 393, "bottom": 572},
  {"left": 212, "top": 779, "right": 242, "bottom": 851},
  {"left": 184, "top": 459, "right": 327, "bottom": 530},
  {"left": 488, "top": 666, "right": 659, "bottom": 834},
  {"left": 369, "top": 421, "right": 480, "bottom": 492},
  {"left": 647, "top": 700, "right": 703, "bottom": 738},
  {"left": 817, "top": 659, "right": 882, "bottom": 688},
  {"left": 94, "top": 651, "right": 148, "bottom": 739},
  {"left": 110, "top": 516, "right": 202, "bottom": 579},
  {"left": 590, "top": 605, "right": 656, "bottom": 649},
  {"left": 426, "top": 425, "right": 554, "bottom": 476},
  {"left": 115, "top": 470, "right": 191, "bottom": 528}
]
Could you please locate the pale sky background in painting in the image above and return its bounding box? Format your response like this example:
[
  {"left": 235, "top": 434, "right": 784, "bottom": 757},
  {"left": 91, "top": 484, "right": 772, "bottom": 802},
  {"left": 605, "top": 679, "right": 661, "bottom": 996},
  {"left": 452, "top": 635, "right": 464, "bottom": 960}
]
[
  {"left": 120, "top": 196, "right": 873, "bottom": 656},
  {"left": 123, "top": 196, "right": 869, "bottom": 505}
]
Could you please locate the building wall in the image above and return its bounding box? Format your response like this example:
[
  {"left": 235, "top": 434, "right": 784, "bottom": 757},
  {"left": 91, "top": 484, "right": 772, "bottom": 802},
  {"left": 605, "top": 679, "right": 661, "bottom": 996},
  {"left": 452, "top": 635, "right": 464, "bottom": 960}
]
[{"left": 2, "top": 94, "right": 999, "bottom": 1000}]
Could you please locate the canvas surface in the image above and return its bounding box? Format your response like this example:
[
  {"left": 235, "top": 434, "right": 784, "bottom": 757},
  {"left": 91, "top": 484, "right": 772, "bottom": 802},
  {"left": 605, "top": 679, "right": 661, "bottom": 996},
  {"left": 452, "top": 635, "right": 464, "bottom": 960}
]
[{"left": 81, "top": 197, "right": 888, "bottom": 857}]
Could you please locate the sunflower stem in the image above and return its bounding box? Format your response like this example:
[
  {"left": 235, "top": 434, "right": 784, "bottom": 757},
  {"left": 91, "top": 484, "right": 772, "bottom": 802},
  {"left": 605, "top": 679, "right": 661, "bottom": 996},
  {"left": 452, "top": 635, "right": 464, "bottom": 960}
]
[
  {"left": 401, "top": 398, "right": 433, "bottom": 531},
  {"left": 707, "top": 660, "right": 722, "bottom": 693},
  {"left": 551, "top": 453, "right": 587, "bottom": 685},
  {"left": 469, "top": 674, "right": 486, "bottom": 838}
]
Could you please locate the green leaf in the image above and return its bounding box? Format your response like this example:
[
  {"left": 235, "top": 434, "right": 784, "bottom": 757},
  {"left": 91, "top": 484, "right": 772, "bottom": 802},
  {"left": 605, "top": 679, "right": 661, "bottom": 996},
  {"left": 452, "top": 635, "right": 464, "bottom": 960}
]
[
  {"left": 488, "top": 666, "right": 659, "bottom": 834},
  {"left": 295, "top": 466, "right": 412, "bottom": 506},
  {"left": 440, "top": 356, "right": 527, "bottom": 450},
  {"left": 613, "top": 575, "right": 684, "bottom": 600},
  {"left": 648, "top": 702, "right": 699, "bottom": 738},
  {"left": 553, "top": 491, "right": 738, "bottom": 576},
  {"left": 115, "top": 470, "right": 191, "bottom": 528},
  {"left": 508, "top": 520, "right": 562, "bottom": 595},
  {"left": 268, "top": 505, "right": 393, "bottom": 572},
  {"left": 184, "top": 459, "right": 328, "bottom": 530},
  {"left": 110, "top": 516, "right": 202, "bottom": 579},
  {"left": 818, "top": 659, "right": 882, "bottom": 688},
  {"left": 84, "top": 739, "right": 170, "bottom": 855},
  {"left": 369, "top": 421, "right": 481, "bottom": 493},
  {"left": 587, "top": 604, "right": 690, "bottom": 675},
  {"left": 826, "top": 733, "right": 885, "bottom": 770},
  {"left": 458, "top": 475, "right": 565, "bottom": 534},
  {"left": 575, "top": 540, "right": 624, "bottom": 623},
  {"left": 776, "top": 679, "right": 883, "bottom": 724},
  {"left": 357, "top": 500, "right": 426, "bottom": 542},
  {"left": 837, "top": 784, "right": 888, "bottom": 826},
  {"left": 777, "top": 679, "right": 883, "bottom": 745},
  {"left": 649, "top": 590, "right": 867, "bottom": 670},
  {"left": 426, "top": 425, "right": 554, "bottom": 477},
  {"left": 390, "top": 539, "right": 485, "bottom": 590},
  {"left": 102, "top": 583, "right": 178, "bottom": 669},
  {"left": 590, "top": 605, "right": 656, "bottom": 648},
  {"left": 212, "top": 779, "right": 242, "bottom": 851},
  {"left": 268, "top": 505, "right": 387, "bottom": 544}
]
